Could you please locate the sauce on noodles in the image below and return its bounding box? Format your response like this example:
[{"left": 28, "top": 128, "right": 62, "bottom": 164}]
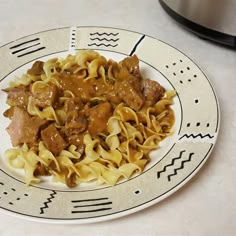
[{"left": 2, "top": 50, "right": 175, "bottom": 187}]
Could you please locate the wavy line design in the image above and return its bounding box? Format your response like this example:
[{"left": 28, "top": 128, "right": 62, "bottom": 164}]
[
  {"left": 40, "top": 190, "right": 57, "bottom": 214},
  {"left": 90, "top": 32, "right": 119, "bottom": 36},
  {"left": 157, "top": 150, "right": 186, "bottom": 178},
  {"left": 179, "top": 133, "right": 214, "bottom": 140},
  {"left": 167, "top": 153, "right": 194, "bottom": 181},
  {"left": 88, "top": 32, "right": 120, "bottom": 48},
  {"left": 88, "top": 43, "right": 118, "bottom": 48},
  {"left": 90, "top": 37, "right": 119, "bottom": 42}
]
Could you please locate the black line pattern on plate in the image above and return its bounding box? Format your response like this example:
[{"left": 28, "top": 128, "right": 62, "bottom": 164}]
[
  {"left": 88, "top": 32, "right": 119, "bottom": 48},
  {"left": 9, "top": 38, "right": 40, "bottom": 49},
  {"left": 17, "top": 47, "right": 46, "bottom": 58},
  {"left": 39, "top": 190, "right": 57, "bottom": 214},
  {"left": 129, "top": 34, "right": 145, "bottom": 56},
  {"left": 157, "top": 150, "right": 186, "bottom": 178},
  {"left": 90, "top": 37, "right": 119, "bottom": 42},
  {"left": 71, "top": 197, "right": 112, "bottom": 214},
  {"left": 90, "top": 32, "right": 119, "bottom": 36},
  {"left": 11, "top": 43, "right": 41, "bottom": 54},
  {"left": 167, "top": 152, "right": 194, "bottom": 181},
  {"left": 9, "top": 38, "right": 46, "bottom": 58},
  {"left": 179, "top": 133, "right": 214, "bottom": 140},
  {"left": 88, "top": 43, "right": 118, "bottom": 47}
]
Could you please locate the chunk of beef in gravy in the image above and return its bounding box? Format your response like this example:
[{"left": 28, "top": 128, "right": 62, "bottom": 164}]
[
  {"left": 3, "top": 106, "right": 15, "bottom": 119},
  {"left": 27, "top": 61, "right": 44, "bottom": 76},
  {"left": 119, "top": 55, "right": 142, "bottom": 80},
  {"left": 63, "top": 97, "right": 83, "bottom": 113},
  {"left": 34, "top": 162, "right": 50, "bottom": 176},
  {"left": 65, "top": 111, "right": 88, "bottom": 135},
  {"left": 142, "top": 78, "right": 165, "bottom": 104},
  {"left": 41, "top": 124, "right": 67, "bottom": 156},
  {"left": 88, "top": 102, "right": 113, "bottom": 135},
  {"left": 32, "top": 83, "right": 59, "bottom": 108},
  {"left": 6, "top": 107, "right": 48, "bottom": 147},
  {"left": 3, "top": 86, "right": 30, "bottom": 109},
  {"left": 115, "top": 75, "right": 144, "bottom": 111}
]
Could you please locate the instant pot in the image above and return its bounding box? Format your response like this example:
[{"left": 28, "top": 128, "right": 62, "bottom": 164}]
[{"left": 160, "top": 0, "right": 236, "bottom": 47}]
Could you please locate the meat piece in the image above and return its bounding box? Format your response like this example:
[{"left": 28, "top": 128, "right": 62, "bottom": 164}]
[
  {"left": 119, "top": 54, "right": 142, "bottom": 79},
  {"left": 63, "top": 97, "right": 83, "bottom": 113},
  {"left": 142, "top": 78, "right": 165, "bottom": 104},
  {"left": 3, "top": 86, "right": 30, "bottom": 109},
  {"left": 88, "top": 102, "right": 113, "bottom": 135},
  {"left": 115, "top": 75, "right": 144, "bottom": 111},
  {"left": 27, "top": 61, "right": 44, "bottom": 75},
  {"left": 3, "top": 107, "right": 15, "bottom": 119},
  {"left": 65, "top": 111, "right": 88, "bottom": 135},
  {"left": 105, "top": 90, "right": 122, "bottom": 104},
  {"left": 65, "top": 171, "right": 77, "bottom": 188},
  {"left": 41, "top": 124, "right": 67, "bottom": 156},
  {"left": 6, "top": 107, "right": 48, "bottom": 147},
  {"left": 32, "top": 83, "right": 59, "bottom": 108},
  {"left": 34, "top": 162, "right": 50, "bottom": 176}
]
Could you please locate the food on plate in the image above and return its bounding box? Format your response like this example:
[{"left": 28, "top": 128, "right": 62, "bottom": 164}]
[{"left": 2, "top": 50, "right": 175, "bottom": 187}]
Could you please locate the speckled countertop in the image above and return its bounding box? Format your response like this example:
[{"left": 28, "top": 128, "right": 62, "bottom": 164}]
[{"left": 0, "top": 1, "right": 235, "bottom": 235}]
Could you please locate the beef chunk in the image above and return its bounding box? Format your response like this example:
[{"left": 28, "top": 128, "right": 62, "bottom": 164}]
[
  {"left": 142, "top": 78, "right": 165, "bottom": 104},
  {"left": 119, "top": 54, "right": 142, "bottom": 79},
  {"left": 3, "top": 106, "right": 15, "bottom": 119},
  {"left": 3, "top": 86, "right": 30, "bottom": 109},
  {"left": 41, "top": 124, "right": 67, "bottom": 156},
  {"left": 34, "top": 162, "right": 50, "bottom": 176},
  {"left": 63, "top": 97, "right": 83, "bottom": 113},
  {"left": 27, "top": 61, "right": 44, "bottom": 75},
  {"left": 6, "top": 107, "right": 48, "bottom": 147},
  {"left": 115, "top": 75, "right": 144, "bottom": 111},
  {"left": 65, "top": 111, "right": 88, "bottom": 135},
  {"left": 32, "top": 83, "right": 59, "bottom": 108},
  {"left": 88, "top": 102, "right": 113, "bottom": 135}
]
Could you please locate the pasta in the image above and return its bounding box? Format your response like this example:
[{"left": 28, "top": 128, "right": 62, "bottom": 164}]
[{"left": 2, "top": 50, "right": 175, "bottom": 187}]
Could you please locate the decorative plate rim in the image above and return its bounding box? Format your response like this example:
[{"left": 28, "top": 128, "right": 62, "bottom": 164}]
[{"left": 0, "top": 26, "right": 220, "bottom": 224}]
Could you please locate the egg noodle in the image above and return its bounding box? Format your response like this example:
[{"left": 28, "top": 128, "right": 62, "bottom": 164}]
[{"left": 3, "top": 50, "right": 175, "bottom": 187}]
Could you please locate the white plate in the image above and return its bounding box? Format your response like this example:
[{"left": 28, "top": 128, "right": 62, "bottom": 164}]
[{"left": 0, "top": 26, "right": 220, "bottom": 223}]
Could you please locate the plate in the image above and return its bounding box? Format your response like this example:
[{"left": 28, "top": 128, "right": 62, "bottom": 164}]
[{"left": 0, "top": 26, "right": 220, "bottom": 223}]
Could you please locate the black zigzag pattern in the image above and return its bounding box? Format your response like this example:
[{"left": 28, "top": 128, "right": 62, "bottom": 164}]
[
  {"left": 179, "top": 133, "right": 214, "bottom": 140},
  {"left": 40, "top": 190, "right": 57, "bottom": 214},
  {"left": 167, "top": 152, "right": 194, "bottom": 181},
  {"left": 157, "top": 150, "right": 186, "bottom": 178}
]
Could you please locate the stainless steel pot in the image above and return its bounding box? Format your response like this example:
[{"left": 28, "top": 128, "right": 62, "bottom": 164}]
[{"left": 160, "top": 0, "right": 236, "bottom": 47}]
